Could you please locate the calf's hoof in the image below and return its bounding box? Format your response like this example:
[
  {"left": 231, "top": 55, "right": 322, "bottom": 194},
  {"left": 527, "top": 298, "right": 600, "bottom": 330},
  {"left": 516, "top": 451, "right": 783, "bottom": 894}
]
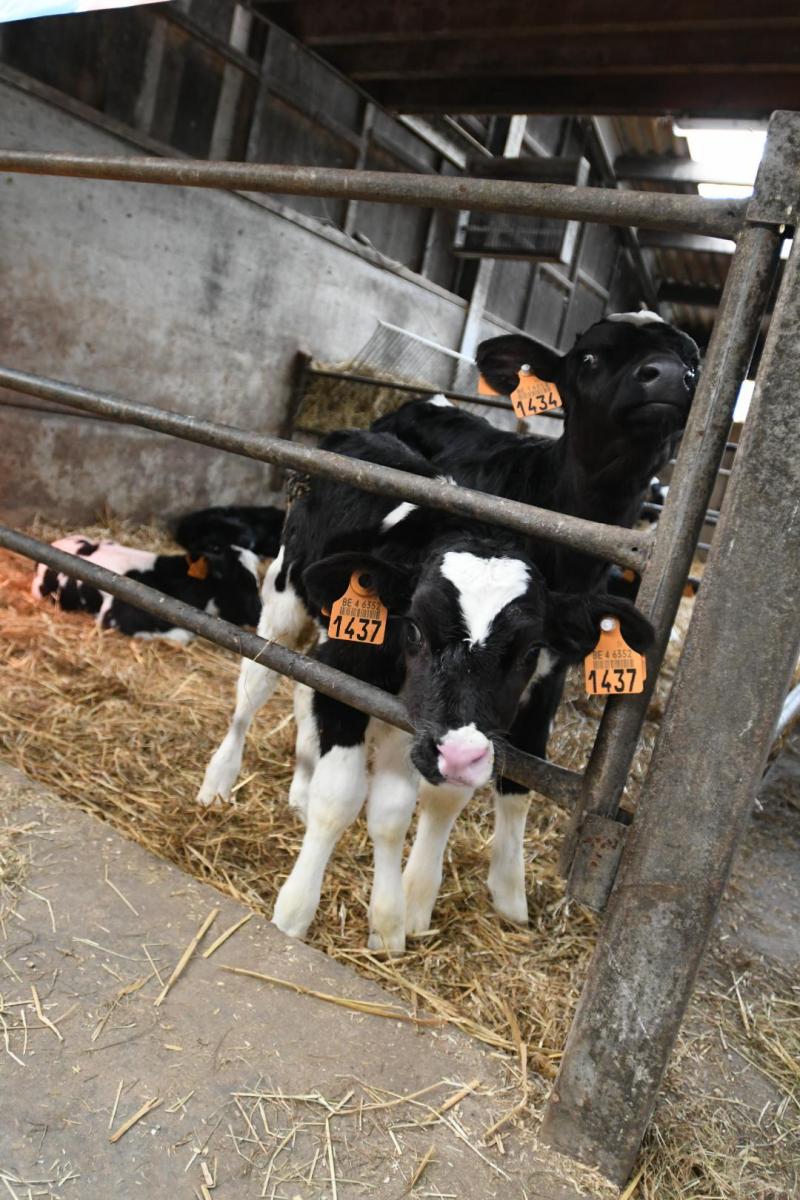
[
  {"left": 488, "top": 882, "right": 529, "bottom": 927},
  {"left": 272, "top": 884, "right": 315, "bottom": 940}
]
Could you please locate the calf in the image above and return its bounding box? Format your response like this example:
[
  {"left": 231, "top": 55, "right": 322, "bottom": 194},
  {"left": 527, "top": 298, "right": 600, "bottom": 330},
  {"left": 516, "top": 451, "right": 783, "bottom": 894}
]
[
  {"left": 197, "top": 431, "right": 652, "bottom": 948},
  {"left": 375, "top": 312, "right": 698, "bottom": 592},
  {"left": 372, "top": 312, "right": 699, "bottom": 918},
  {"left": 174, "top": 504, "right": 285, "bottom": 560},
  {"left": 33, "top": 535, "right": 260, "bottom": 641}
]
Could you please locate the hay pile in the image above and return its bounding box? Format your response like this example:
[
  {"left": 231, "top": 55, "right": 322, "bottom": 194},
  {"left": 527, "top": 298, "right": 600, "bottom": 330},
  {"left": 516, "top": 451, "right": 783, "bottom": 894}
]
[
  {"left": 0, "top": 517, "right": 798, "bottom": 1199},
  {"left": 295, "top": 363, "right": 431, "bottom": 437}
]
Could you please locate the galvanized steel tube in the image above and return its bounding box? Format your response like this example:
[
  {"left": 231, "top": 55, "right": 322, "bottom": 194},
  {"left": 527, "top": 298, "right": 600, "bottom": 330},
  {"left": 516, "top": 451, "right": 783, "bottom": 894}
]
[
  {"left": 0, "top": 150, "right": 746, "bottom": 237},
  {"left": 0, "top": 525, "right": 582, "bottom": 805},
  {"left": 0, "top": 364, "right": 647, "bottom": 571}
]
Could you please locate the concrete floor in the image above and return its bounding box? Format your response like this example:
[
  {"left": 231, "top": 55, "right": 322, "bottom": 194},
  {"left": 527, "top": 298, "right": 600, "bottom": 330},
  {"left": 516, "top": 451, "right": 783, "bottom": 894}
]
[
  {"left": 1, "top": 737, "right": 797, "bottom": 1199},
  {"left": 0, "top": 765, "right": 604, "bottom": 1200}
]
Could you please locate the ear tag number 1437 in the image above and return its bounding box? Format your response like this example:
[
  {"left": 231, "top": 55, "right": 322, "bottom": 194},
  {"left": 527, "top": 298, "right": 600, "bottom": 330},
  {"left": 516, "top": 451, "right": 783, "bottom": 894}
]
[
  {"left": 328, "top": 571, "right": 388, "bottom": 646},
  {"left": 511, "top": 365, "right": 563, "bottom": 419},
  {"left": 584, "top": 616, "right": 647, "bottom": 696}
]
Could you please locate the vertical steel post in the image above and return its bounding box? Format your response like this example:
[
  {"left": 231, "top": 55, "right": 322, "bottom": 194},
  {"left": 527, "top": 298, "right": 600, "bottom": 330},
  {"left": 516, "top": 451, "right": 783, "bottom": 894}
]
[
  {"left": 539, "top": 231, "right": 800, "bottom": 1187},
  {"left": 560, "top": 115, "right": 788, "bottom": 904}
]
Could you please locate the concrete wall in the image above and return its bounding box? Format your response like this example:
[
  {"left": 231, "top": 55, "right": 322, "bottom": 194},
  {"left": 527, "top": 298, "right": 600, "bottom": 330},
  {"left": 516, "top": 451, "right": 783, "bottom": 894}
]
[{"left": 0, "top": 77, "right": 496, "bottom": 526}]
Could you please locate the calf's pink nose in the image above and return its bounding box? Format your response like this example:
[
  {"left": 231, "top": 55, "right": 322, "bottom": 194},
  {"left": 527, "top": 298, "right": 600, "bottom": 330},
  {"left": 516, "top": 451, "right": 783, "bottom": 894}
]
[{"left": 438, "top": 739, "right": 489, "bottom": 777}]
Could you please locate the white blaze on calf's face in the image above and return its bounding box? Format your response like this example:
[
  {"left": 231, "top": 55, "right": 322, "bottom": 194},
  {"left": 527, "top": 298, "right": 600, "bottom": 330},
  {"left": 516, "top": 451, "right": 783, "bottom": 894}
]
[{"left": 440, "top": 550, "right": 530, "bottom": 646}]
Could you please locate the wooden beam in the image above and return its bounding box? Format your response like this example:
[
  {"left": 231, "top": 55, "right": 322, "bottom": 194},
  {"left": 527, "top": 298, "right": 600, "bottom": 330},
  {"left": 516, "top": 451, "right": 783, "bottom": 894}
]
[
  {"left": 322, "top": 30, "right": 800, "bottom": 82},
  {"left": 364, "top": 73, "right": 800, "bottom": 117},
  {"left": 276, "top": 1, "right": 800, "bottom": 47}
]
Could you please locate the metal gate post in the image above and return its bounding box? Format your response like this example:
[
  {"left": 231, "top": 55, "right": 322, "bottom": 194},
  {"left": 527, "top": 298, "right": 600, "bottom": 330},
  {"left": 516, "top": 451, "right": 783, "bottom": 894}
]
[
  {"left": 559, "top": 112, "right": 798, "bottom": 905},
  {"left": 539, "top": 234, "right": 800, "bottom": 1183}
]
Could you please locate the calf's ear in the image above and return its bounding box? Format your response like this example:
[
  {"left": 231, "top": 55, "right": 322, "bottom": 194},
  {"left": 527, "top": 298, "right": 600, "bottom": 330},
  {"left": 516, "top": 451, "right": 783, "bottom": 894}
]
[
  {"left": 545, "top": 591, "right": 655, "bottom": 662},
  {"left": 476, "top": 334, "right": 564, "bottom": 396},
  {"left": 303, "top": 552, "right": 413, "bottom": 614}
]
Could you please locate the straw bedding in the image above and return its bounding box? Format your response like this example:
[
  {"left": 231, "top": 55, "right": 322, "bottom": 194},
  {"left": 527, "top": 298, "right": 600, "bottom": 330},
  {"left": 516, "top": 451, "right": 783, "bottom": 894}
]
[{"left": 0, "top": 516, "right": 797, "bottom": 1198}]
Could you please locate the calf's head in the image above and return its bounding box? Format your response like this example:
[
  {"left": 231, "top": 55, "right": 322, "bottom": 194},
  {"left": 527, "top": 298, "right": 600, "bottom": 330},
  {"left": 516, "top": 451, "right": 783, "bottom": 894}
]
[
  {"left": 197, "top": 546, "right": 261, "bottom": 627},
  {"left": 477, "top": 312, "right": 700, "bottom": 448},
  {"left": 304, "top": 544, "right": 653, "bottom": 790}
]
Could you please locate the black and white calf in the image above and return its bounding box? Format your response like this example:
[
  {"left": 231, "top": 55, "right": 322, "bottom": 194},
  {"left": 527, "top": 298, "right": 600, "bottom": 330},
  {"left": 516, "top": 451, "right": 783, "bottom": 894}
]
[
  {"left": 375, "top": 312, "right": 698, "bottom": 593},
  {"left": 367, "top": 312, "right": 698, "bottom": 920},
  {"left": 33, "top": 536, "right": 261, "bottom": 641},
  {"left": 197, "top": 431, "right": 652, "bottom": 949},
  {"left": 174, "top": 504, "right": 285, "bottom": 560}
]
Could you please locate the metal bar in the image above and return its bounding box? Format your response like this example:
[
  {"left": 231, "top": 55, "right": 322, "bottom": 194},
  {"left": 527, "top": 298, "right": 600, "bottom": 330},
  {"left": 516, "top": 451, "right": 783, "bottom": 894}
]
[
  {"left": 540, "top": 227, "right": 800, "bottom": 1187},
  {"left": 0, "top": 151, "right": 747, "bottom": 237},
  {"left": 559, "top": 220, "right": 782, "bottom": 896},
  {"left": 0, "top": 525, "right": 581, "bottom": 806},
  {"left": 0, "top": 364, "right": 641, "bottom": 569}
]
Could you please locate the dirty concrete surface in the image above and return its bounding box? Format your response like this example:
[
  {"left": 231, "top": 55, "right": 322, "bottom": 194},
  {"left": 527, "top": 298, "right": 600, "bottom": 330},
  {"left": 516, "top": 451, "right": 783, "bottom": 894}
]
[{"left": 0, "top": 765, "right": 603, "bottom": 1200}]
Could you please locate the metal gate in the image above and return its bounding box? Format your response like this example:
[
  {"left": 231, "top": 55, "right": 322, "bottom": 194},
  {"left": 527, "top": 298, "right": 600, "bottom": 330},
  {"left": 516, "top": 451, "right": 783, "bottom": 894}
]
[{"left": 0, "top": 110, "right": 798, "bottom": 1185}]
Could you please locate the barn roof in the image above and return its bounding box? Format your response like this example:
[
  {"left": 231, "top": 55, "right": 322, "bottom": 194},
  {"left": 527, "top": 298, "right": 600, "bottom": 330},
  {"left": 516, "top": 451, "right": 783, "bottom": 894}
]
[{"left": 257, "top": 1, "right": 800, "bottom": 119}]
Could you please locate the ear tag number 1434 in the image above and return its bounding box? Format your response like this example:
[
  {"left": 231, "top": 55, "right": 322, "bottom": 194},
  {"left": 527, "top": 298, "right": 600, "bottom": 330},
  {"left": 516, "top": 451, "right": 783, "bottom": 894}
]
[
  {"left": 511, "top": 365, "right": 563, "bottom": 419},
  {"left": 328, "top": 571, "right": 388, "bottom": 646},
  {"left": 584, "top": 616, "right": 647, "bottom": 696}
]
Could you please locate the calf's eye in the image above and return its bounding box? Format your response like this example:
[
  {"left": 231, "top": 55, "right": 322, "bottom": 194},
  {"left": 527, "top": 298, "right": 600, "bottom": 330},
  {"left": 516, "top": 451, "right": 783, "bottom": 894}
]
[
  {"left": 582, "top": 353, "right": 599, "bottom": 370},
  {"left": 405, "top": 620, "right": 423, "bottom": 650}
]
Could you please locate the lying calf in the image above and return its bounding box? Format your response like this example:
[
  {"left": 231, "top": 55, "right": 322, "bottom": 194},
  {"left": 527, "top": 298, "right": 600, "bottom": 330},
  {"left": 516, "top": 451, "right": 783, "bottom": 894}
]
[
  {"left": 197, "top": 431, "right": 653, "bottom": 949},
  {"left": 173, "top": 504, "right": 285, "bottom": 560},
  {"left": 32, "top": 535, "right": 260, "bottom": 641}
]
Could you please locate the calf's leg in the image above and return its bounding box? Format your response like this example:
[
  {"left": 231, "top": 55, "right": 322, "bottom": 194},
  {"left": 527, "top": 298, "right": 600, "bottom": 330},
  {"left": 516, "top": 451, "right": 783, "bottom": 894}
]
[
  {"left": 287, "top": 682, "right": 318, "bottom": 824},
  {"left": 197, "top": 548, "right": 308, "bottom": 804},
  {"left": 272, "top": 700, "right": 370, "bottom": 939},
  {"left": 403, "top": 782, "right": 472, "bottom": 935},
  {"left": 365, "top": 724, "right": 418, "bottom": 953},
  {"left": 489, "top": 669, "right": 565, "bottom": 923}
]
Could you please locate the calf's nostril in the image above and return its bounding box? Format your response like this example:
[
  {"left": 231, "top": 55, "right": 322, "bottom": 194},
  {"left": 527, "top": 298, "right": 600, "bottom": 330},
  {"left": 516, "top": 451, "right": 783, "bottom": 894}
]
[{"left": 636, "top": 363, "right": 662, "bottom": 384}]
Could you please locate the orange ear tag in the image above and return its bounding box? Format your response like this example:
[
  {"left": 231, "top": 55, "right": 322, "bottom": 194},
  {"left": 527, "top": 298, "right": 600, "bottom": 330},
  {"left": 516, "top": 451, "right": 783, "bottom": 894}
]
[
  {"left": 478, "top": 374, "right": 502, "bottom": 397},
  {"left": 621, "top": 567, "right": 638, "bottom": 584},
  {"left": 584, "top": 616, "right": 647, "bottom": 696},
  {"left": 186, "top": 555, "right": 210, "bottom": 580},
  {"left": 328, "top": 571, "right": 388, "bottom": 646},
  {"left": 510, "top": 368, "right": 562, "bottom": 419}
]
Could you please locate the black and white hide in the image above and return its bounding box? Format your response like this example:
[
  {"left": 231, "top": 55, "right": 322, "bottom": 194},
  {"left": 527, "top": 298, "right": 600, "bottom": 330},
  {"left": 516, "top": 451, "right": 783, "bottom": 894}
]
[
  {"left": 173, "top": 505, "right": 285, "bottom": 560},
  {"left": 372, "top": 312, "right": 698, "bottom": 773},
  {"left": 196, "top": 430, "right": 652, "bottom": 950},
  {"left": 32, "top": 535, "right": 261, "bottom": 642}
]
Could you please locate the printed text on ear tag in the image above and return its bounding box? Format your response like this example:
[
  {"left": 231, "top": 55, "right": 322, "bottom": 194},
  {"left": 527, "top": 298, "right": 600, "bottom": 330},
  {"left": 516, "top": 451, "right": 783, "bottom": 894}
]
[
  {"left": 328, "top": 571, "right": 388, "bottom": 646},
  {"left": 186, "top": 554, "right": 209, "bottom": 580},
  {"left": 510, "top": 370, "right": 563, "bottom": 419},
  {"left": 584, "top": 616, "right": 647, "bottom": 696},
  {"left": 478, "top": 374, "right": 502, "bottom": 397}
]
